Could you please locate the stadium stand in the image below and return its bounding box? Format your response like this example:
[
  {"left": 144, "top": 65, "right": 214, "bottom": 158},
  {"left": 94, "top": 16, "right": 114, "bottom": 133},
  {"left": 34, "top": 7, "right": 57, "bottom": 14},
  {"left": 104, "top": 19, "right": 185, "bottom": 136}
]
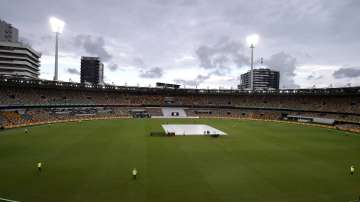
[
  {"left": 0, "top": 76, "right": 360, "bottom": 132},
  {"left": 161, "top": 107, "right": 187, "bottom": 117}
]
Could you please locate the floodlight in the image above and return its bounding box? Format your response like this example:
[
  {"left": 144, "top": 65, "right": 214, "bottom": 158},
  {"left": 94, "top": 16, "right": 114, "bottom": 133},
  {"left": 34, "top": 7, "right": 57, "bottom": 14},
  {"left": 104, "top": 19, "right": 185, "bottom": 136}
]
[
  {"left": 246, "top": 34, "right": 259, "bottom": 47},
  {"left": 246, "top": 34, "right": 260, "bottom": 91},
  {"left": 49, "top": 17, "right": 65, "bottom": 33},
  {"left": 49, "top": 17, "right": 65, "bottom": 81}
]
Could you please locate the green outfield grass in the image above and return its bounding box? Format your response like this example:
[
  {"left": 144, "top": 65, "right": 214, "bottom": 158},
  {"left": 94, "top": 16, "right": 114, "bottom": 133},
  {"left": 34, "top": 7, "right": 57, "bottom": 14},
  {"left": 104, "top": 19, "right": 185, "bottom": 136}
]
[{"left": 0, "top": 119, "right": 359, "bottom": 202}]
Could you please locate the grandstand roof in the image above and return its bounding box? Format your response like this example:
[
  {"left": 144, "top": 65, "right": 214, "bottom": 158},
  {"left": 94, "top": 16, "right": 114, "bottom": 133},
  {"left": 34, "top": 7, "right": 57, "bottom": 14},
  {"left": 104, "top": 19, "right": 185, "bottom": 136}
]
[{"left": 1, "top": 76, "right": 360, "bottom": 96}]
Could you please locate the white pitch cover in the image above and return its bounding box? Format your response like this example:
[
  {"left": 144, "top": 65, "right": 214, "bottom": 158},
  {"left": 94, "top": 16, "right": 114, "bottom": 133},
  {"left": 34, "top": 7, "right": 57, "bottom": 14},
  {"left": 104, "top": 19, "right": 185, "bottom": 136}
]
[{"left": 162, "top": 124, "right": 227, "bottom": 136}]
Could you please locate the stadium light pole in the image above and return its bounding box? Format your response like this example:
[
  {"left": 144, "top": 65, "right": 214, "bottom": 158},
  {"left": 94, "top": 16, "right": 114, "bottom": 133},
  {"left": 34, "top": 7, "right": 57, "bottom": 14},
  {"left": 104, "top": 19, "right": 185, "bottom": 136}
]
[
  {"left": 49, "top": 17, "right": 65, "bottom": 81},
  {"left": 246, "top": 34, "right": 259, "bottom": 91}
]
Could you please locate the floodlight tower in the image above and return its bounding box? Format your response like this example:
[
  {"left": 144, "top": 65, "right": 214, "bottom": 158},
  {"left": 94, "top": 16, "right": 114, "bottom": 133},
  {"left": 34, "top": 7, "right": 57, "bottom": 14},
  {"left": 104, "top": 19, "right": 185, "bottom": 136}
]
[
  {"left": 246, "top": 34, "right": 259, "bottom": 91},
  {"left": 49, "top": 17, "right": 65, "bottom": 81}
]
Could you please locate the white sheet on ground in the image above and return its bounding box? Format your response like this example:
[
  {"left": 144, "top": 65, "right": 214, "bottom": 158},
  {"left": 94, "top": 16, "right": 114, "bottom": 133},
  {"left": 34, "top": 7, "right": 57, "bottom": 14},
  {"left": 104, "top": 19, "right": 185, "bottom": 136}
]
[{"left": 162, "top": 124, "right": 227, "bottom": 135}]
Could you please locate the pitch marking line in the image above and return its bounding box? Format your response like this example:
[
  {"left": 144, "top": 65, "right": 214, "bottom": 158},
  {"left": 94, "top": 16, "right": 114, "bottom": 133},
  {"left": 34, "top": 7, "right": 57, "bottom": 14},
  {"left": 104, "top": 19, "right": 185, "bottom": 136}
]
[{"left": 0, "top": 197, "right": 21, "bottom": 202}]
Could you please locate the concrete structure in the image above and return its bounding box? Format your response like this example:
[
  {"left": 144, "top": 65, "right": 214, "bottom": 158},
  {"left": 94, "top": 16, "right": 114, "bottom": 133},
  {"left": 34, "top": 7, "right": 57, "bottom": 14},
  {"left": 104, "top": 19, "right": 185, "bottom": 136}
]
[
  {"left": 161, "top": 107, "right": 187, "bottom": 117},
  {"left": 0, "top": 20, "right": 19, "bottom": 43},
  {"left": 0, "top": 41, "right": 41, "bottom": 79},
  {"left": 239, "top": 68, "right": 280, "bottom": 90},
  {"left": 80, "top": 57, "right": 104, "bottom": 84}
]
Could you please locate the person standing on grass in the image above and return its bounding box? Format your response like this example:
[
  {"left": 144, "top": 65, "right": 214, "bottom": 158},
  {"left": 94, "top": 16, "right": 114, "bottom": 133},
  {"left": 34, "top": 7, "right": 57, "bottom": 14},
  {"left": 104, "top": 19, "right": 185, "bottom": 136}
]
[
  {"left": 350, "top": 165, "right": 355, "bottom": 175},
  {"left": 38, "top": 162, "right": 42, "bottom": 172},
  {"left": 132, "top": 168, "right": 137, "bottom": 180}
]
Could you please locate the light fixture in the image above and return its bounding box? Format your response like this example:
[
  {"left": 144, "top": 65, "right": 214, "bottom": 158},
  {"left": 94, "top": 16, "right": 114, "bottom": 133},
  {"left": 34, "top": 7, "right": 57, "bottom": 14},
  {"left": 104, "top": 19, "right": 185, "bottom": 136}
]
[
  {"left": 49, "top": 17, "right": 65, "bottom": 34},
  {"left": 246, "top": 34, "right": 259, "bottom": 48}
]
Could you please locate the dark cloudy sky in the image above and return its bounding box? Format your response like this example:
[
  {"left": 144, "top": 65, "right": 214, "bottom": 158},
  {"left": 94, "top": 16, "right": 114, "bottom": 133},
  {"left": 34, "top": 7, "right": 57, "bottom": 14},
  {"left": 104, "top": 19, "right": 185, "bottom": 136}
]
[{"left": 1, "top": 0, "right": 360, "bottom": 88}]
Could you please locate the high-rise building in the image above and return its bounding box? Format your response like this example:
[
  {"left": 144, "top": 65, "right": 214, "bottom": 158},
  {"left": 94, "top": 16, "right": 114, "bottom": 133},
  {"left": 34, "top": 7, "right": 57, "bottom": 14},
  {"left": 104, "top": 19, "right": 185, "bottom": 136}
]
[
  {"left": 0, "top": 19, "right": 41, "bottom": 79},
  {"left": 239, "top": 68, "right": 280, "bottom": 90},
  {"left": 0, "top": 41, "right": 41, "bottom": 79},
  {"left": 80, "top": 56, "right": 104, "bottom": 84},
  {"left": 0, "top": 20, "right": 19, "bottom": 43}
]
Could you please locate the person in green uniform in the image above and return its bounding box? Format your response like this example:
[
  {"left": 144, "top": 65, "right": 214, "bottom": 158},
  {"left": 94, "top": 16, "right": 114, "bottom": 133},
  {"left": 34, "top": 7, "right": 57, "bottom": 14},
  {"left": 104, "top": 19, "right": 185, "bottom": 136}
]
[
  {"left": 132, "top": 168, "right": 137, "bottom": 179},
  {"left": 38, "top": 162, "right": 42, "bottom": 172}
]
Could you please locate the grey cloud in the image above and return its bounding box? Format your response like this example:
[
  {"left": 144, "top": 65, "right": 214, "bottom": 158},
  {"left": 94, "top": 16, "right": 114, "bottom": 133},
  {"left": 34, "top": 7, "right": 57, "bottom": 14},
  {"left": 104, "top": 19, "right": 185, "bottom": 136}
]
[
  {"left": 210, "top": 69, "right": 231, "bottom": 76},
  {"left": 333, "top": 67, "right": 360, "bottom": 79},
  {"left": 66, "top": 68, "right": 80, "bottom": 75},
  {"left": 139, "top": 67, "right": 163, "bottom": 78},
  {"left": 196, "top": 37, "right": 248, "bottom": 75},
  {"left": 151, "top": 0, "right": 198, "bottom": 7},
  {"left": 132, "top": 57, "right": 146, "bottom": 69},
  {"left": 306, "top": 74, "right": 323, "bottom": 80},
  {"left": 74, "top": 35, "right": 112, "bottom": 62},
  {"left": 174, "top": 74, "right": 211, "bottom": 87},
  {"left": 18, "top": 34, "right": 60, "bottom": 56},
  {"left": 227, "top": 76, "right": 240, "bottom": 83},
  {"left": 265, "top": 52, "right": 300, "bottom": 89},
  {"left": 224, "top": 1, "right": 360, "bottom": 45},
  {"left": 196, "top": 74, "right": 211, "bottom": 81},
  {"left": 109, "top": 64, "right": 119, "bottom": 72},
  {"left": 19, "top": 37, "right": 32, "bottom": 46},
  {"left": 1, "top": 0, "right": 359, "bottom": 88},
  {"left": 40, "top": 35, "right": 52, "bottom": 41},
  {"left": 329, "top": 1, "right": 360, "bottom": 41}
]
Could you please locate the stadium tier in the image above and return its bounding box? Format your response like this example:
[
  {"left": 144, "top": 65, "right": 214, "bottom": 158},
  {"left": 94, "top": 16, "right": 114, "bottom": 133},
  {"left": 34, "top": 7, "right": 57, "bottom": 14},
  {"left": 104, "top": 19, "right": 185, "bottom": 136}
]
[{"left": 0, "top": 77, "right": 360, "bottom": 132}]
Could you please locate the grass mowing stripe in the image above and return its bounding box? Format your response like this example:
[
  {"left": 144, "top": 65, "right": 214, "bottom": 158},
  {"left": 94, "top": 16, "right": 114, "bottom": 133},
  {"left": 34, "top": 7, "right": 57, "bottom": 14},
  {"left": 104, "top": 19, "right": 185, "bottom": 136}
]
[{"left": 0, "top": 119, "right": 359, "bottom": 202}]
